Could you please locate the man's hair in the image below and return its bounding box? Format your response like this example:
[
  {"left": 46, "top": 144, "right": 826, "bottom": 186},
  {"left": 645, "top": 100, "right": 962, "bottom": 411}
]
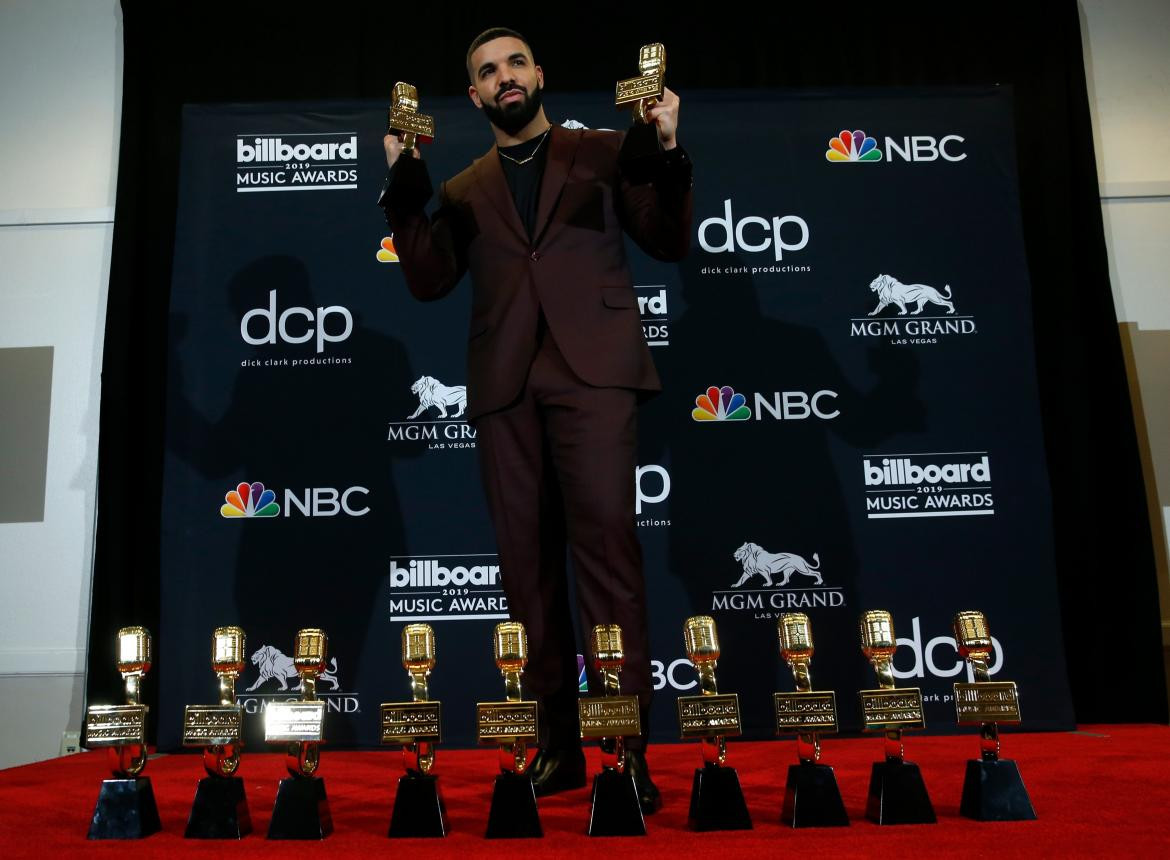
[{"left": 466, "top": 27, "right": 534, "bottom": 81}]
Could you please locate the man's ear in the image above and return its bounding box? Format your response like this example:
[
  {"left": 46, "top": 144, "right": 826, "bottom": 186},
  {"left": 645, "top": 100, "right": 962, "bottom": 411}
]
[
  {"left": 535, "top": 64, "right": 544, "bottom": 89},
  {"left": 468, "top": 85, "right": 483, "bottom": 109}
]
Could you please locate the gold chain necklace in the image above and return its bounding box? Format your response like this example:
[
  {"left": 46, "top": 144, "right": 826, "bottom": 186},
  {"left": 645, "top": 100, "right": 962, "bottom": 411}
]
[{"left": 498, "top": 126, "right": 552, "bottom": 165}]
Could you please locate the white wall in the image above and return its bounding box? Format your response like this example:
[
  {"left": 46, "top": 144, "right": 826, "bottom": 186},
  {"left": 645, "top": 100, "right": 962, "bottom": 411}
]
[
  {"left": 0, "top": 0, "right": 121, "bottom": 768},
  {"left": 1080, "top": 0, "right": 1170, "bottom": 649}
]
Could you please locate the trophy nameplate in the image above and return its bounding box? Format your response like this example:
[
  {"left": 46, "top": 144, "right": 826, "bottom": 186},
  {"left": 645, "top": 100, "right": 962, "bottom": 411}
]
[
  {"left": 381, "top": 702, "right": 442, "bottom": 745},
  {"left": 85, "top": 704, "right": 148, "bottom": 747},
  {"left": 859, "top": 688, "right": 927, "bottom": 732},
  {"left": 476, "top": 701, "right": 539, "bottom": 744},
  {"left": 182, "top": 705, "right": 243, "bottom": 747},
  {"left": 264, "top": 701, "right": 326, "bottom": 743},
  {"left": 954, "top": 681, "right": 1021, "bottom": 725},
  {"left": 579, "top": 695, "right": 641, "bottom": 739},
  {"left": 774, "top": 691, "right": 839, "bottom": 734},
  {"left": 677, "top": 693, "right": 743, "bottom": 738}
]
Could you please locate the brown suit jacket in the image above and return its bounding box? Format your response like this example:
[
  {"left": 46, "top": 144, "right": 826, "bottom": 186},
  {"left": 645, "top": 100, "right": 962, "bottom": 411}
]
[{"left": 382, "top": 124, "right": 693, "bottom": 420}]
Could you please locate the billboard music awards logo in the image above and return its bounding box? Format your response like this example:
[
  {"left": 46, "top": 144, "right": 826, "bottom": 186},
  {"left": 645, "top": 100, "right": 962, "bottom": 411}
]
[
  {"left": 863, "top": 452, "right": 994, "bottom": 519},
  {"left": 389, "top": 554, "right": 507, "bottom": 622},
  {"left": 238, "top": 644, "right": 360, "bottom": 716},
  {"left": 636, "top": 286, "right": 670, "bottom": 347},
  {"left": 710, "top": 541, "right": 846, "bottom": 618},
  {"left": 235, "top": 132, "right": 358, "bottom": 192},
  {"left": 219, "top": 481, "right": 370, "bottom": 519},
  {"left": 387, "top": 375, "right": 476, "bottom": 451},
  {"left": 691, "top": 385, "right": 840, "bottom": 422},
  {"left": 697, "top": 199, "right": 812, "bottom": 277},
  {"left": 849, "top": 273, "right": 978, "bottom": 346},
  {"left": 824, "top": 129, "right": 967, "bottom": 164}
]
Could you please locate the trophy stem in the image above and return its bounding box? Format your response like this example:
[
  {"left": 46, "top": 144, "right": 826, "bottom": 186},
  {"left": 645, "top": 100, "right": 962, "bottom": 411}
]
[
  {"left": 286, "top": 741, "right": 320, "bottom": 777},
  {"left": 123, "top": 673, "right": 142, "bottom": 705},
  {"left": 217, "top": 674, "right": 237, "bottom": 706},
  {"left": 409, "top": 670, "right": 429, "bottom": 702},
  {"left": 796, "top": 732, "right": 821, "bottom": 763},
  {"left": 884, "top": 729, "right": 905, "bottom": 763},
  {"left": 401, "top": 131, "right": 417, "bottom": 151},
  {"left": 791, "top": 662, "right": 812, "bottom": 693},
  {"left": 980, "top": 721, "right": 1001, "bottom": 761},
  {"left": 300, "top": 674, "right": 318, "bottom": 700},
  {"left": 203, "top": 744, "right": 241, "bottom": 778}
]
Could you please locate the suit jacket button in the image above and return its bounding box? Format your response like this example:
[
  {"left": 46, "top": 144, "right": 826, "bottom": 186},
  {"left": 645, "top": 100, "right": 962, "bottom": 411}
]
[{"left": 529, "top": 250, "right": 540, "bottom": 261}]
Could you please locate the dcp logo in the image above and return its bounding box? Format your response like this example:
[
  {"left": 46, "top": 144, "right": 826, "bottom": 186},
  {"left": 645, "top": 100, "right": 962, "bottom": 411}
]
[
  {"left": 891, "top": 616, "right": 1004, "bottom": 682},
  {"left": 698, "top": 199, "right": 809, "bottom": 261},
  {"left": 241, "top": 289, "right": 353, "bottom": 353},
  {"left": 635, "top": 465, "right": 670, "bottom": 515}
]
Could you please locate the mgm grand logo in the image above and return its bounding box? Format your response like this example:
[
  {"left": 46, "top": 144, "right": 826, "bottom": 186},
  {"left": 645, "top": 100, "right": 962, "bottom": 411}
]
[
  {"left": 710, "top": 541, "right": 846, "bottom": 619},
  {"left": 387, "top": 375, "right": 476, "bottom": 451},
  {"left": 237, "top": 644, "right": 360, "bottom": 715},
  {"left": 849, "top": 273, "right": 977, "bottom": 345}
]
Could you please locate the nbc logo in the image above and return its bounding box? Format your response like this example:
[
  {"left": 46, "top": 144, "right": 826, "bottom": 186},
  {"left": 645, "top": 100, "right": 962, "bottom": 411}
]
[
  {"left": 826, "top": 129, "right": 882, "bottom": 162},
  {"left": 220, "top": 481, "right": 280, "bottom": 518},
  {"left": 692, "top": 386, "right": 751, "bottom": 422},
  {"left": 377, "top": 236, "right": 399, "bottom": 263}
]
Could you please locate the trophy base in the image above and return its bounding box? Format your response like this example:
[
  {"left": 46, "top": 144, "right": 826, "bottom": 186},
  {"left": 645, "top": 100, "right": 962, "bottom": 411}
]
[
  {"left": 866, "top": 760, "right": 937, "bottom": 825},
  {"left": 389, "top": 772, "right": 449, "bottom": 837},
  {"left": 485, "top": 771, "right": 543, "bottom": 839},
  {"left": 688, "top": 764, "right": 753, "bottom": 831},
  {"left": 267, "top": 776, "right": 333, "bottom": 839},
  {"left": 184, "top": 775, "right": 252, "bottom": 839},
  {"left": 781, "top": 762, "right": 850, "bottom": 828},
  {"left": 587, "top": 768, "right": 647, "bottom": 837},
  {"left": 87, "top": 777, "right": 161, "bottom": 839},
  {"left": 960, "top": 759, "right": 1037, "bottom": 821},
  {"left": 619, "top": 122, "right": 663, "bottom": 185}
]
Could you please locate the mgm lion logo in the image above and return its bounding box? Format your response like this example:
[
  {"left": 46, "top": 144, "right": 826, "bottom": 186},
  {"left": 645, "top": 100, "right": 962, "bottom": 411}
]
[
  {"left": 407, "top": 375, "right": 467, "bottom": 419},
  {"left": 868, "top": 273, "right": 955, "bottom": 316},
  {"left": 731, "top": 542, "right": 823, "bottom": 588},
  {"left": 246, "top": 644, "right": 341, "bottom": 692}
]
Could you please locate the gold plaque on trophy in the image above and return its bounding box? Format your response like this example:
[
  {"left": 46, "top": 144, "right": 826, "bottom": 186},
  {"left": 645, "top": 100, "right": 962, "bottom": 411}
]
[
  {"left": 381, "top": 702, "right": 443, "bottom": 745},
  {"left": 677, "top": 693, "right": 743, "bottom": 738},
  {"left": 616, "top": 43, "right": 666, "bottom": 118},
  {"left": 182, "top": 705, "right": 243, "bottom": 746},
  {"left": 265, "top": 700, "right": 327, "bottom": 742},
  {"left": 774, "top": 691, "right": 839, "bottom": 734},
  {"left": 85, "top": 705, "right": 148, "bottom": 747},
  {"left": 476, "top": 701, "right": 539, "bottom": 744},
  {"left": 954, "top": 681, "right": 1021, "bottom": 724},
  {"left": 388, "top": 82, "right": 436, "bottom": 149},
  {"left": 579, "top": 696, "right": 641, "bottom": 739},
  {"left": 859, "top": 689, "right": 926, "bottom": 731}
]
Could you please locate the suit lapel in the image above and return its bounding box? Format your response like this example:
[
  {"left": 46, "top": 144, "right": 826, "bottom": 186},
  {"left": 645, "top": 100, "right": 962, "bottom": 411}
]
[
  {"left": 472, "top": 144, "right": 528, "bottom": 245},
  {"left": 531, "top": 124, "right": 580, "bottom": 248}
]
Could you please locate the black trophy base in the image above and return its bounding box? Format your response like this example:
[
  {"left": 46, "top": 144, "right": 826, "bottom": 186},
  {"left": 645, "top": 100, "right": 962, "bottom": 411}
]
[
  {"left": 185, "top": 775, "right": 252, "bottom": 839},
  {"left": 688, "top": 764, "right": 753, "bottom": 831},
  {"left": 267, "top": 776, "right": 333, "bottom": 839},
  {"left": 960, "top": 759, "right": 1037, "bottom": 821},
  {"left": 389, "top": 772, "right": 449, "bottom": 837},
  {"left": 588, "top": 768, "right": 646, "bottom": 837},
  {"left": 866, "top": 760, "right": 937, "bottom": 825},
  {"left": 781, "top": 762, "right": 850, "bottom": 828},
  {"left": 485, "top": 771, "right": 543, "bottom": 839},
  {"left": 619, "top": 122, "right": 663, "bottom": 185},
  {"left": 88, "top": 777, "right": 161, "bottom": 839}
]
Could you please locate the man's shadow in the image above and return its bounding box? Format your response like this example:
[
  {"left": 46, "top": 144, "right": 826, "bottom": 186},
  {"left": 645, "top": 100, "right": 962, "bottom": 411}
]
[
  {"left": 640, "top": 253, "right": 925, "bottom": 737},
  {"left": 163, "top": 255, "right": 423, "bottom": 747}
]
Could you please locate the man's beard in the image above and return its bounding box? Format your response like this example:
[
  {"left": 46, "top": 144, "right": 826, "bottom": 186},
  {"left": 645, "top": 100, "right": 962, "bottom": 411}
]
[{"left": 482, "top": 84, "right": 543, "bottom": 136}]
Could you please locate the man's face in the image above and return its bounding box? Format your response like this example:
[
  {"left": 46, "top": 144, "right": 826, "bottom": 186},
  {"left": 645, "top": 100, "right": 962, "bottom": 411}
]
[{"left": 467, "top": 37, "right": 544, "bottom": 135}]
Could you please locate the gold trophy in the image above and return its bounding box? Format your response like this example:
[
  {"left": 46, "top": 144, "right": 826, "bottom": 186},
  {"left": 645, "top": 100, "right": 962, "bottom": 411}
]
[
  {"left": 579, "top": 624, "right": 646, "bottom": 836},
  {"left": 953, "top": 611, "right": 1036, "bottom": 820},
  {"left": 382, "top": 623, "right": 448, "bottom": 837},
  {"left": 676, "top": 616, "right": 752, "bottom": 831},
  {"left": 181, "top": 626, "right": 252, "bottom": 838},
  {"left": 264, "top": 628, "right": 333, "bottom": 839},
  {"left": 83, "top": 626, "right": 161, "bottom": 839},
  {"left": 388, "top": 82, "right": 435, "bottom": 152},
  {"left": 858, "top": 611, "right": 936, "bottom": 824},
  {"left": 615, "top": 43, "right": 667, "bottom": 183},
  {"left": 774, "top": 613, "right": 849, "bottom": 827},
  {"left": 476, "top": 622, "right": 543, "bottom": 838}
]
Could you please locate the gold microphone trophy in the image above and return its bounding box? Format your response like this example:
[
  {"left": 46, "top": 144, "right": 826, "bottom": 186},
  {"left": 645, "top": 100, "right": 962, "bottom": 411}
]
[
  {"left": 83, "top": 626, "right": 161, "bottom": 839},
  {"left": 382, "top": 623, "right": 448, "bottom": 837},
  {"left": 476, "top": 622, "right": 543, "bottom": 838},
  {"left": 615, "top": 42, "right": 667, "bottom": 184},
  {"left": 264, "top": 628, "right": 333, "bottom": 839},
  {"left": 388, "top": 82, "right": 435, "bottom": 152},
  {"left": 953, "top": 611, "right": 1036, "bottom": 820},
  {"left": 774, "top": 613, "right": 849, "bottom": 828},
  {"left": 858, "top": 610, "right": 936, "bottom": 824},
  {"left": 676, "top": 616, "right": 753, "bottom": 831},
  {"left": 181, "top": 626, "right": 251, "bottom": 838},
  {"left": 578, "top": 624, "right": 646, "bottom": 836}
]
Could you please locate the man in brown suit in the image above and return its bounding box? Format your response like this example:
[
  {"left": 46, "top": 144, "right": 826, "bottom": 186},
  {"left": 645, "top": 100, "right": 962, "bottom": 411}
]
[{"left": 380, "top": 27, "right": 692, "bottom": 812}]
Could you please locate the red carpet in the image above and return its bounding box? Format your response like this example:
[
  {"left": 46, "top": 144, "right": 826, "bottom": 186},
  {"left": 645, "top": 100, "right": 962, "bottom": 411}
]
[{"left": 2, "top": 725, "right": 1168, "bottom": 857}]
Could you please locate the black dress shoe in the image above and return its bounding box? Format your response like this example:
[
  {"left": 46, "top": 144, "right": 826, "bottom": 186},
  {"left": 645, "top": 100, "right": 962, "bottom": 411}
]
[
  {"left": 529, "top": 747, "right": 587, "bottom": 797},
  {"left": 625, "top": 749, "right": 662, "bottom": 814}
]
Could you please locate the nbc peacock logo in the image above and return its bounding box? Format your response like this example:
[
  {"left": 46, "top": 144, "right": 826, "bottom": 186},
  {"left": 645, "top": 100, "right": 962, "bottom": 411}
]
[
  {"left": 220, "top": 481, "right": 280, "bottom": 518},
  {"left": 376, "top": 236, "right": 399, "bottom": 263},
  {"left": 826, "top": 129, "right": 882, "bottom": 163},
  {"left": 692, "top": 386, "right": 752, "bottom": 422}
]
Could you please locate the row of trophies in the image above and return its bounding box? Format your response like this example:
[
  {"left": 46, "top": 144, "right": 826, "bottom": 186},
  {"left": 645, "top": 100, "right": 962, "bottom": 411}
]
[{"left": 83, "top": 610, "right": 1035, "bottom": 840}]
